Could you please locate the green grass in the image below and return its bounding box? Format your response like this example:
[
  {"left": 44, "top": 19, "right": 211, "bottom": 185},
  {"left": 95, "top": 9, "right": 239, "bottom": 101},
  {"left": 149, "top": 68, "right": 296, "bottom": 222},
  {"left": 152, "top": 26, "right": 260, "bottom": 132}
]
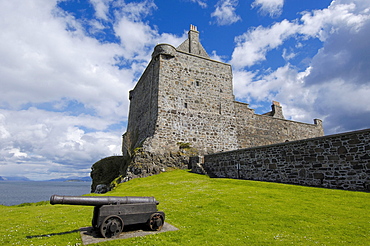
[{"left": 1, "top": 170, "right": 369, "bottom": 245}]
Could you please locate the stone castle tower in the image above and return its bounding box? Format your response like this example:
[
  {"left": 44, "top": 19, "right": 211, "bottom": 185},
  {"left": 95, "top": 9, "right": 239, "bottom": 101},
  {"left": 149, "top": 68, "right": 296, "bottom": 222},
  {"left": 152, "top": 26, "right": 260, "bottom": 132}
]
[{"left": 122, "top": 25, "right": 324, "bottom": 157}]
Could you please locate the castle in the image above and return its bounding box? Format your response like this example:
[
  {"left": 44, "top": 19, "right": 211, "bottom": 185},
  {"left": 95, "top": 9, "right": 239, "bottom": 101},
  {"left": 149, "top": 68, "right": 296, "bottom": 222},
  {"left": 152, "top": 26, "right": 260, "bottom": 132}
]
[{"left": 122, "top": 25, "right": 324, "bottom": 158}]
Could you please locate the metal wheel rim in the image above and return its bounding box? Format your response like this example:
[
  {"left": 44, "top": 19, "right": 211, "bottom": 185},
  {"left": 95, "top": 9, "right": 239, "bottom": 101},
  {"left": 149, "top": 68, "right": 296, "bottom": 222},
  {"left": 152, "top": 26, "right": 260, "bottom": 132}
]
[
  {"left": 148, "top": 213, "right": 164, "bottom": 231},
  {"left": 100, "top": 215, "right": 124, "bottom": 238}
]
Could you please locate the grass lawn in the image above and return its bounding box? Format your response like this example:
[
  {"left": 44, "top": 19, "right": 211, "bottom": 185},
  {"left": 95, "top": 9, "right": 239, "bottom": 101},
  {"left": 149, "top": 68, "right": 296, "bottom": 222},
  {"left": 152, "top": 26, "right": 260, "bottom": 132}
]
[{"left": 1, "top": 170, "right": 369, "bottom": 245}]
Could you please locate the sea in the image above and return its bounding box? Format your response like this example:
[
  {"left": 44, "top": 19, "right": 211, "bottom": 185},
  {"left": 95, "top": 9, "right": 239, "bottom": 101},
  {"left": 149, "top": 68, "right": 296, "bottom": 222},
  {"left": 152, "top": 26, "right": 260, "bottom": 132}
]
[{"left": 0, "top": 181, "right": 92, "bottom": 206}]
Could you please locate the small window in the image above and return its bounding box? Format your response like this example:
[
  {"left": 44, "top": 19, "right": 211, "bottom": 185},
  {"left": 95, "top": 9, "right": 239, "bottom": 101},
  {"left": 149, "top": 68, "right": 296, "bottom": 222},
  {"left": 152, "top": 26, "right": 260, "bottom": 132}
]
[
  {"left": 196, "top": 81, "right": 200, "bottom": 86},
  {"left": 184, "top": 103, "right": 188, "bottom": 108}
]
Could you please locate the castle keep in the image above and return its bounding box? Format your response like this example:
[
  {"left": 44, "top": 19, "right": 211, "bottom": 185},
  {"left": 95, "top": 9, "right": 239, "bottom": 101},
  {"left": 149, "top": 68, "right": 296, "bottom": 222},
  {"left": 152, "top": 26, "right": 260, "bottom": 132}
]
[{"left": 122, "top": 25, "right": 324, "bottom": 157}]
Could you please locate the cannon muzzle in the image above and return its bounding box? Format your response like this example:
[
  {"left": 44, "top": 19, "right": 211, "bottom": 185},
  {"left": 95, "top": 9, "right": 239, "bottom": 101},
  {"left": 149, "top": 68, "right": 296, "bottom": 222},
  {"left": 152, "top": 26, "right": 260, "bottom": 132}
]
[{"left": 50, "top": 195, "right": 159, "bottom": 206}]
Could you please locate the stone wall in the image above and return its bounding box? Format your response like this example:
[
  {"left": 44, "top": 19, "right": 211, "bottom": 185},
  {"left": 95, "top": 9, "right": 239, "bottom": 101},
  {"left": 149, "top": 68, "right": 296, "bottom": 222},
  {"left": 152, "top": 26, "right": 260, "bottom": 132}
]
[
  {"left": 234, "top": 102, "right": 324, "bottom": 148},
  {"left": 122, "top": 57, "right": 160, "bottom": 156},
  {"left": 122, "top": 26, "right": 324, "bottom": 160},
  {"left": 144, "top": 49, "right": 240, "bottom": 155},
  {"left": 197, "top": 128, "right": 370, "bottom": 191}
]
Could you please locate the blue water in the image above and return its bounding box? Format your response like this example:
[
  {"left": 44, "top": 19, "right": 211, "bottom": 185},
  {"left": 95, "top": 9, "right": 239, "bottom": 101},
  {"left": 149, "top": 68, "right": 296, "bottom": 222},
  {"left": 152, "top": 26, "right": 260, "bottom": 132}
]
[{"left": 0, "top": 181, "right": 91, "bottom": 206}]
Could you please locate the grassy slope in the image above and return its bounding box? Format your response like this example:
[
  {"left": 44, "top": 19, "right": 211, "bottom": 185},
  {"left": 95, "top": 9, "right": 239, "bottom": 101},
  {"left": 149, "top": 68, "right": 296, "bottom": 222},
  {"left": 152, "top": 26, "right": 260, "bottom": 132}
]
[{"left": 1, "top": 170, "right": 369, "bottom": 245}]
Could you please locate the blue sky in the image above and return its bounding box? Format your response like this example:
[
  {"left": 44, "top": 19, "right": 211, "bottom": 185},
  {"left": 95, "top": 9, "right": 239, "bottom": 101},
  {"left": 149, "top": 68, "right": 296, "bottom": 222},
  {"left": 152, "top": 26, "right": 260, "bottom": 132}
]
[{"left": 0, "top": 0, "right": 369, "bottom": 180}]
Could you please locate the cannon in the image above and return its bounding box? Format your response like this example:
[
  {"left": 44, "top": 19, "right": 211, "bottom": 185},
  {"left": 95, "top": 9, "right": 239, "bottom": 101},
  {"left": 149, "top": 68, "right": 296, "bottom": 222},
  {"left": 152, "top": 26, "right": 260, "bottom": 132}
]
[{"left": 50, "top": 195, "right": 165, "bottom": 238}]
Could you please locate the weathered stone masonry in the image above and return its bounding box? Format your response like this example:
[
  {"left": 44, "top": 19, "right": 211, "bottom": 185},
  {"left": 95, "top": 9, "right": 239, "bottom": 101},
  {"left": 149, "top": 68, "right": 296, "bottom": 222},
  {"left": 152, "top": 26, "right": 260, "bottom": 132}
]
[
  {"left": 122, "top": 25, "right": 324, "bottom": 159},
  {"left": 195, "top": 128, "right": 370, "bottom": 191}
]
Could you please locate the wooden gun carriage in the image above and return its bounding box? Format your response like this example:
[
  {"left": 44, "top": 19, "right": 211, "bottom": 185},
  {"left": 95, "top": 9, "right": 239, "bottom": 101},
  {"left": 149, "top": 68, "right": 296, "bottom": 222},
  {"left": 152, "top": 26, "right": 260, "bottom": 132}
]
[{"left": 50, "top": 195, "right": 165, "bottom": 238}]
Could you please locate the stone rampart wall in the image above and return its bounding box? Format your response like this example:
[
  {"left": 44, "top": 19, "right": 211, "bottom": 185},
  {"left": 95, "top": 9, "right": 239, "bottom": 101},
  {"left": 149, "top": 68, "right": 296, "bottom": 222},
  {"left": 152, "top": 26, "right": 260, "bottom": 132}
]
[
  {"left": 198, "top": 128, "right": 370, "bottom": 191},
  {"left": 234, "top": 102, "right": 324, "bottom": 149}
]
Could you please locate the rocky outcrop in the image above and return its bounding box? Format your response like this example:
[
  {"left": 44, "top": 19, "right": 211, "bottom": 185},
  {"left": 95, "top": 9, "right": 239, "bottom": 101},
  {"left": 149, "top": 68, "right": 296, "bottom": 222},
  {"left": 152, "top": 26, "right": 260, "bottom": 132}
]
[
  {"left": 90, "top": 146, "right": 198, "bottom": 193},
  {"left": 124, "top": 148, "right": 194, "bottom": 180},
  {"left": 90, "top": 156, "right": 126, "bottom": 193}
]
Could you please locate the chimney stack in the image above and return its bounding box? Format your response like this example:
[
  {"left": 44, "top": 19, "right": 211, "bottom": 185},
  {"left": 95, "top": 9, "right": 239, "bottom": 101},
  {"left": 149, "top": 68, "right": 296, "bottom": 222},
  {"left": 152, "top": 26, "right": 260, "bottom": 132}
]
[
  {"left": 188, "top": 24, "right": 200, "bottom": 55},
  {"left": 271, "top": 101, "right": 285, "bottom": 119}
]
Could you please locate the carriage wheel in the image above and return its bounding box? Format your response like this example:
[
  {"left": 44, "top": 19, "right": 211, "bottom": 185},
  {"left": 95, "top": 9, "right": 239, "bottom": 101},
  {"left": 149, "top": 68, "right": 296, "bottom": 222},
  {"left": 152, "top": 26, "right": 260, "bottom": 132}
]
[
  {"left": 100, "top": 215, "right": 124, "bottom": 238},
  {"left": 147, "top": 213, "right": 164, "bottom": 231}
]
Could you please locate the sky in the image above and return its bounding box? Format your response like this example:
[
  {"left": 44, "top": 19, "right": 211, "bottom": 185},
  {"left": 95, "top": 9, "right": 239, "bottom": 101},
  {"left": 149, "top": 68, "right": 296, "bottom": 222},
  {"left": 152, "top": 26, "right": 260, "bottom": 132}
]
[{"left": 0, "top": 0, "right": 369, "bottom": 180}]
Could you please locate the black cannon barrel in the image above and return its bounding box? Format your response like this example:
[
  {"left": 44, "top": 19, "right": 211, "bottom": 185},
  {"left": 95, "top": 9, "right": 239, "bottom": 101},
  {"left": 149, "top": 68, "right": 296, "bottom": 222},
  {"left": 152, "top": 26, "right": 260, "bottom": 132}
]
[{"left": 50, "top": 195, "right": 159, "bottom": 206}]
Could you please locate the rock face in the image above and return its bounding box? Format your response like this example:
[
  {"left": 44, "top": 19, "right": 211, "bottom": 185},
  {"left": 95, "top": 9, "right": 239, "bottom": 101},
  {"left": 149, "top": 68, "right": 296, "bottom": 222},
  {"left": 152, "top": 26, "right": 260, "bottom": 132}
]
[
  {"left": 90, "top": 147, "right": 196, "bottom": 193},
  {"left": 94, "top": 184, "right": 110, "bottom": 194},
  {"left": 90, "top": 156, "right": 125, "bottom": 193},
  {"left": 125, "top": 148, "right": 195, "bottom": 180}
]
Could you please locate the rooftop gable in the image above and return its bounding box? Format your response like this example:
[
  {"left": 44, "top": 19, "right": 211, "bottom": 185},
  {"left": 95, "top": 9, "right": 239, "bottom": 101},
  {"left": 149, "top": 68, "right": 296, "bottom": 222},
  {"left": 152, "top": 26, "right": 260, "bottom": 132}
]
[{"left": 177, "top": 25, "right": 209, "bottom": 58}]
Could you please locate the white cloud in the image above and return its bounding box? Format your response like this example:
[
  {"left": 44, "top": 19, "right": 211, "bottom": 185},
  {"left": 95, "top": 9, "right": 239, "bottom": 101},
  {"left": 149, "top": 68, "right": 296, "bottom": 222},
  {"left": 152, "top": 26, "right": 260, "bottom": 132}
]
[
  {"left": 113, "top": 0, "right": 157, "bottom": 21},
  {"left": 282, "top": 48, "right": 296, "bottom": 61},
  {"left": 232, "top": 0, "right": 370, "bottom": 134},
  {"left": 0, "top": 108, "right": 123, "bottom": 180},
  {"left": 0, "top": 0, "right": 184, "bottom": 180},
  {"left": 209, "top": 50, "right": 226, "bottom": 62},
  {"left": 211, "top": 0, "right": 241, "bottom": 26},
  {"left": 232, "top": 70, "right": 257, "bottom": 101},
  {"left": 251, "top": 0, "right": 284, "bottom": 18},
  {"left": 231, "top": 19, "right": 299, "bottom": 68},
  {"left": 90, "top": 0, "right": 112, "bottom": 20},
  {"left": 114, "top": 18, "right": 157, "bottom": 60},
  {"left": 299, "top": 2, "right": 370, "bottom": 132},
  {"left": 300, "top": 1, "right": 370, "bottom": 39},
  {"left": 188, "top": 0, "right": 207, "bottom": 8},
  {"left": 111, "top": 1, "right": 185, "bottom": 61},
  {"left": 0, "top": 0, "right": 133, "bottom": 117},
  {"left": 232, "top": 0, "right": 370, "bottom": 68}
]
